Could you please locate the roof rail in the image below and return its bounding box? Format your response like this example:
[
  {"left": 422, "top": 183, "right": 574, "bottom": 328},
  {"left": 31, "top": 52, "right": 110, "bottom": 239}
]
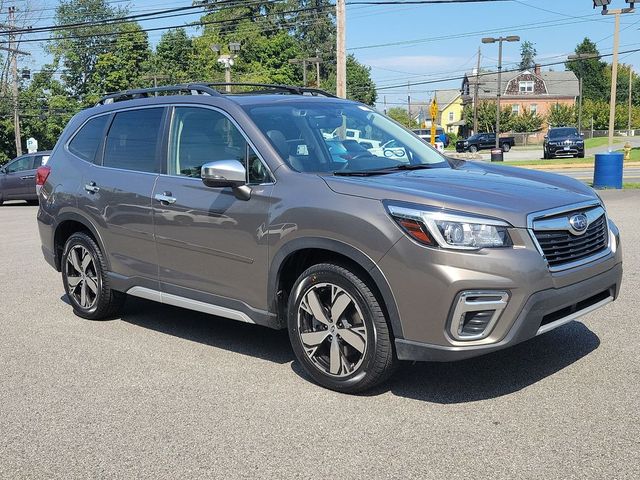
[
  {"left": 96, "top": 83, "right": 221, "bottom": 106},
  {"left": 199, "top": 82, "right": 337, "bottom": 98},
  {"left": 95, "top": 82, "right": 337, "bottom": 106}
]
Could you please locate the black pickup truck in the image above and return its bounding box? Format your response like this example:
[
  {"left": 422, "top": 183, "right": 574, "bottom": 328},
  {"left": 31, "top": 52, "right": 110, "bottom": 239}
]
[{"left": 455, "top": 133, "right": 516, "bottom": 153}]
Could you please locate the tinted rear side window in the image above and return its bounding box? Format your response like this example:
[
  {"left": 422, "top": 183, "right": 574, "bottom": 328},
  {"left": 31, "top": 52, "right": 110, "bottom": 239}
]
[
  {"left": 68, "top": 115, "right": 109, "bottom": 162},
  {"left": 103, "top": 108, "right": 164, "bottom": 173}
]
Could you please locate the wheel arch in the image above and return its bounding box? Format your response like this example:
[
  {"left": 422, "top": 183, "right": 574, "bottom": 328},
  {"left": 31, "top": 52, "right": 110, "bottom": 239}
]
[
  {"left": 52, "top": 212, "right": 108, "bottom": 272},
  {"left": 269, "top": 238, "right": 404, "bottom": 339}
]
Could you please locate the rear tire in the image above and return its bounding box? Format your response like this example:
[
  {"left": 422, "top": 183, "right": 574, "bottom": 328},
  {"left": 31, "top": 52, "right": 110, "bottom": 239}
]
[
  {"left": 287, "top": 263, "right": 396, "bottom": 393},
  {"left": 62, "top": 232, "right": 125, "bottom": 320},
  {"left": 501, "top": 143, "right": 511, "bottom": 153}
]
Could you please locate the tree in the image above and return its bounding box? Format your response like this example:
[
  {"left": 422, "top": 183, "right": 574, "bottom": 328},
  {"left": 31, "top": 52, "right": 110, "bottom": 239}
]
[
  {"left": 49, "top": 0, "right": 127, "bottom": 99},
  {"left": 387, "top": 107, "right": 416, "bottom": 128},
  {"left": 511, "top": 107, "right": 543, "bottom": 132},
  {"left": 19, "top": 68, "right": 80, "bottom": 155},
  {"left": 322, "top": 54, "right": 377, "bottom": 105},
  {"left": 90, "top": 22, "right": 150, "bottom": 99},
  {"left": 149, "top": 29, "right": 194, "bottom": 84},
  {"left": 471, "top": 101, "right": 514, "bottom": 133},
  {"left": 546, "top": 103, "right": 576, "bottom": 127},
  {"left": 519, "top": 41, "right": 537, "bottom": 71},
  {"left": 565, "top": 38, "right": 608, "bottom": 102}
]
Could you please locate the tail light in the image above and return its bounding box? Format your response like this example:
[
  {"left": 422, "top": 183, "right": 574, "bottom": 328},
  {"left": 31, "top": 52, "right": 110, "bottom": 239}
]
[{"left": 36, "top": 165, "right": 51, "bottom": 193}]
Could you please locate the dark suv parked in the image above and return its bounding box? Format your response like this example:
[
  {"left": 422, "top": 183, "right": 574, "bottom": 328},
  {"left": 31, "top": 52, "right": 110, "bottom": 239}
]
[
  {"left": 37, "top": 84, "right": 622, "bottom": 393},
  {"left": 0, "top": 151, "right": 51, "bottom": 205},
  {"left": 543, "top": 127, "right": 585, "bottom": 159}
]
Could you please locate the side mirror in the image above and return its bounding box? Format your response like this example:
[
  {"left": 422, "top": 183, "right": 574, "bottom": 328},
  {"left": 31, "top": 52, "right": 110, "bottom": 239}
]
[
  {"left": 201, "top": 159, "right": 251, "bottom": 200},
  {"left": 0, "top": 167, "right": 5, "bottom": 174},
  {"left": 544, "top": 135, "right": 548, "bottom": 140}
]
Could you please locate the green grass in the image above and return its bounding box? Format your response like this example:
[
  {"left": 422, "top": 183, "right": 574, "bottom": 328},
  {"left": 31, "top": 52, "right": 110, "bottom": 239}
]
[
  {"left": 584, "top": 137, "right": 624, "bottom": 149},
  {"left": 504, "top": 157, "right": 595, "bottom": 166}
]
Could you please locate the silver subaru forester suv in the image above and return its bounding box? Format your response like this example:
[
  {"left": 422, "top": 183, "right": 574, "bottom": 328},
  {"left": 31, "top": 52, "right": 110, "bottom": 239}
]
[{"left": 36, "top": 84, "right": 622, "bottom": 393}]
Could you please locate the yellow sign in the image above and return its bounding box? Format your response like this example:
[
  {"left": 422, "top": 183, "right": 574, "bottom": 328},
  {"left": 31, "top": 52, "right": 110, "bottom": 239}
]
[{"left": 430, "top": 99, "right": 438, "bottom": 145}]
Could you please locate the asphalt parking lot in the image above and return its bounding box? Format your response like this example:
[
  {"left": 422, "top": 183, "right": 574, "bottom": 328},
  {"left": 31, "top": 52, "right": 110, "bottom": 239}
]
[{"left": 1, "top": 191, "right": 638, "bottom": 480}]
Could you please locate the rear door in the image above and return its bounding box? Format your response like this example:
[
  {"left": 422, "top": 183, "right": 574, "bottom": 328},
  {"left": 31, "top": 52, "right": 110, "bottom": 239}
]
[
  {"left": 152, "top": 106, "right": 274, "bottom": 311},
  {"left": 1, "top": 155, "right": 35, "bottom": 199},
  {"left": 77, "top": 107, "right": 166, "bottom": 284}
]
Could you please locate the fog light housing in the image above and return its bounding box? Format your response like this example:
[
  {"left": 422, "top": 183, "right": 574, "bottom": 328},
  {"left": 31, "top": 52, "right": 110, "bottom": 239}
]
[{"left": 449, "top": 291, "right": 509, "bottom": 341}]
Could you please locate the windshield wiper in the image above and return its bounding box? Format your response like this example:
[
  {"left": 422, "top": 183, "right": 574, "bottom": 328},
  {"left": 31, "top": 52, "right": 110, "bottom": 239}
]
[{"left": 333, "top": 164, "right": 436, "bottom": 176}]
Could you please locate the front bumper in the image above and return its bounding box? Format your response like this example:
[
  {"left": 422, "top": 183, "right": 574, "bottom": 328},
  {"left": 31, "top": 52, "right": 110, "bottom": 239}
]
[
  {"left": 548, "top": 144, "right": 584, "bottom": 156},
  {"left": 395, "top": 262, "right": 622, "bottom": 361},
  {"left": 377, "top": 218, "right": 622, "bottom": 362}
]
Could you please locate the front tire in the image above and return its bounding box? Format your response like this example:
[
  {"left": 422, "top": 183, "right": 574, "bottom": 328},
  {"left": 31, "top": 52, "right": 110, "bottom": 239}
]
[
  {"left": 62, "top": 232, "right": 125, "bottom": 320},
  {"left": 287, "top": 263, "right": 396, "bottom": 393},
  {"left": 468, "top": 145, "right": 478, "bottom": 153}
]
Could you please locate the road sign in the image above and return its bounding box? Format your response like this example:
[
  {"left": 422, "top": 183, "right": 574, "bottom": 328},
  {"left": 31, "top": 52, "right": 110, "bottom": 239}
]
[
  {"left": 430, "top": 99, "right": 438, "bottom": 146},
  {"left": 26, "top": 137, "right": 38, "bottom": 153}
]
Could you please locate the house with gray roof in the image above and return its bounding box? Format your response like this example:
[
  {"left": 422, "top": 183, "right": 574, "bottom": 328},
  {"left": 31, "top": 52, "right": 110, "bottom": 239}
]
[{"left": 462, "top": 64, "right": 579, "bottom": 131}]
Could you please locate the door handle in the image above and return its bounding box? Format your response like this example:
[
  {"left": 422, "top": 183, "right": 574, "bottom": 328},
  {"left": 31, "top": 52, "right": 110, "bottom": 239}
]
[
  {"left": 154, "top": 192, "right": 177, "bottom": 204},
  {"left": 21, "top": 175, "right": 35, "bottom": 180},
  {"left": 84, "top": 182, "right": 100, "bottom": 194}
]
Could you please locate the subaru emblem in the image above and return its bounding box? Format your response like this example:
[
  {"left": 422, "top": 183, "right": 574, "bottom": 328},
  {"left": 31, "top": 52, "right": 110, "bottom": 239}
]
[{"left": 569, "top": 213, "right": 588, "bottom": 234}]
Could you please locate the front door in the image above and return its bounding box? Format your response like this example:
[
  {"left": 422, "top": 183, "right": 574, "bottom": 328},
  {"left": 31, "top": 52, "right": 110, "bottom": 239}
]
[{"left": 152, "top": 106, "right": 274, "bottom": 313}]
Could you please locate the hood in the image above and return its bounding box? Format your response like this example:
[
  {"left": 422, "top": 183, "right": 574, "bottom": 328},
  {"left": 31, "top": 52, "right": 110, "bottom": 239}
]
[{"left": 322, "top": 161, "right": 599, "bottom": 228}]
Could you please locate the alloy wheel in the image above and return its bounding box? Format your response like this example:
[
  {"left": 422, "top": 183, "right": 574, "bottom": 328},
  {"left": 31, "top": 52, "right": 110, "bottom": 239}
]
[
  {"left": 65, "top": 245, "right": 99, "bottom": 310},
  {"left": 297, "top": 282, "right": 368, "bottom": 377}
]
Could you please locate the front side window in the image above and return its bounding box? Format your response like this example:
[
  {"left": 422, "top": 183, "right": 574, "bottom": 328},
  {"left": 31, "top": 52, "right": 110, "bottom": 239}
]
[
  {"left": 5, "top": 156, "right": 32, "bottom": 173},
  {"left": 168, "top": 107, "right": 271, "bottom": 184},
  {"left": 103, "top": 108, "right": 164, "bottom": 173},
  {"left": 244, "top": 102, "right": 449, "bottom": 174},
  {"left": 68, "top": 115, "right": 109, "bottom": 162}
]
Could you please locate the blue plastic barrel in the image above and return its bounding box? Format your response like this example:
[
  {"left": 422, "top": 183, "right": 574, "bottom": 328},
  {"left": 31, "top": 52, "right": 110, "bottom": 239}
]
[{"left": 593, "top": 152, "right": 623, "bottom": 189}]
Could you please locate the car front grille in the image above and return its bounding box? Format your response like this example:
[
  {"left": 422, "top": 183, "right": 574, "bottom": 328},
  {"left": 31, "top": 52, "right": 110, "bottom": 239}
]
[{"left": 533, "top": 213, "right": 608, "bottom": 268}]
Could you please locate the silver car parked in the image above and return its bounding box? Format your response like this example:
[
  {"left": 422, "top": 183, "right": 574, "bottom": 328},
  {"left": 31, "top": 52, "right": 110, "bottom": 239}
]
[{"left": 36, "top": 84, "right": 622, "bottom": 393}]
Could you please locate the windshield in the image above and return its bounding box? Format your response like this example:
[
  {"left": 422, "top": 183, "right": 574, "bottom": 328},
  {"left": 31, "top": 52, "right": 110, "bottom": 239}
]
[
  {"left": 549, "top": 128, "right": 579, "bottom": 138},
  {"left": 244, "top": 102, "right": 449, "bottom": 173}
]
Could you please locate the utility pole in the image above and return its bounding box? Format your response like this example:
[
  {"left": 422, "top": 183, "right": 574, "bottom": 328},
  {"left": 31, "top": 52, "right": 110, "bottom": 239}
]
[
  {"left": 383, "top": 95, "right": 387, "bottom": 115},
  {"left": 407, "top": 81, "right": 411, "bottom": 126},
  {"left": 1, "top": 7, "right": 30, "bottom": 157},
  {"left": 578, "top": 76, "right": 583, "bottom": 134},
  {"left": 315, "top": 49, "right": 321, "bottom": 87},
  {"left": 473, "top": 46, "right": 481, "bottom": 134},
  {"left": 336, "top": 0, "right": 346, "bottom": 98}
]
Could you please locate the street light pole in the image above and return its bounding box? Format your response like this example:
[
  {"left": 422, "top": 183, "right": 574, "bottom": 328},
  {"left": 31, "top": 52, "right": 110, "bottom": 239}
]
[{"left": 482, "top": 36, "right": 520, "bottom": 149}]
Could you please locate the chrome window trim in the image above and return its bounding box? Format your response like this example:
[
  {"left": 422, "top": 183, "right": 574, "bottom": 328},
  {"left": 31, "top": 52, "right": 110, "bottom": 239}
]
[
  {"left": 526, "top": 200, "right": 612, "bottom": 272},
  {"left": 165, "top": 103, "right": 276, "bottom": 186},
  {"left": 64, "top": 105, "right": 164, "bottom": 166}
]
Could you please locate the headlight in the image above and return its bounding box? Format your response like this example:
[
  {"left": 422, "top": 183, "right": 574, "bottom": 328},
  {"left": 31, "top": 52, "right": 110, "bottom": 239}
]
[
  {"left": 387, "top": 204, "right": 512, "bottom": 250},
  {"left": 463, "top": 141, "right": 469, "bottom": 145}
]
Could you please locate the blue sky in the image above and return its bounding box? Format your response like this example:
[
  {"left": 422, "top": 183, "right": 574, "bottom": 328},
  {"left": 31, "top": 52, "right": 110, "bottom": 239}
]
[{"left": 17, "top": 0, "right": 640, "bottom": 108}]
